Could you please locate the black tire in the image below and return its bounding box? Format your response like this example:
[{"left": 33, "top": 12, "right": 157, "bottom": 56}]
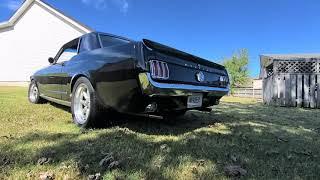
[
  {"left": 71, "top": 77, "right": 105, "bottom": 128},
  {"left": 28, "top": 80, "right": 46, "bottom": 104}
]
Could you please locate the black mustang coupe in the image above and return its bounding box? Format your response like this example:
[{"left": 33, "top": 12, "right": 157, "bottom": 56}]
[{"left": 29, "top": 32, "right": 230, "bottom": 128}]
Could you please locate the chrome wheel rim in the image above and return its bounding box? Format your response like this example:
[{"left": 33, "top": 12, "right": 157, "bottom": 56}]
[
  {"left": 74, "top": 84, "right": 91, "bottom": 124},
  {"left": 29, "top": 83, "right": 38, "bottom": 102}
]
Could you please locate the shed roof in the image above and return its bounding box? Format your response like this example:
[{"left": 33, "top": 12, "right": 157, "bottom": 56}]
[{"left": 260, "top": 53, "right": 320, "bottom": 78}]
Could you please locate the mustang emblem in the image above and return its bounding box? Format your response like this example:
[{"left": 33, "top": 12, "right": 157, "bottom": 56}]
[{"left": 196, "top": 71, "right": 205, "bottom": 82}]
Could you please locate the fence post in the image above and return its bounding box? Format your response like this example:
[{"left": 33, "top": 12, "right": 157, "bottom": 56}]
[
  {"left": 253, "top": 88, "right": 255, "bottom": 98},
  {"left": 310, "top": 75, "right": 316, "bottom": 108}
]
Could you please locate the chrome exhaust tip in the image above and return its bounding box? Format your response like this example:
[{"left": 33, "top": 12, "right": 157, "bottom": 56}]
[{"left": 145, "top": 102, "right": 157, "bottom": 113}]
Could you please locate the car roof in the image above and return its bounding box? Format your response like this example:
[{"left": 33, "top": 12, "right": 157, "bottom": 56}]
[
  {"left": 92, "top": 32, "right": 133, "bottom": 42},
  {"left": 63, "top": 32, "right": 134, "bottom": 48}
]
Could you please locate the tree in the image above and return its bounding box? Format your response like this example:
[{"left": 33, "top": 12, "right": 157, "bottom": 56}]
[{"left": 223, "top": 49, "right": 249, "bottom": 90}]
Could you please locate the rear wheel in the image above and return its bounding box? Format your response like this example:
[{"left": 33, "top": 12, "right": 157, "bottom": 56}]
[
  {"left": 28, "top": 80, "right": 45, "bottom": 104},
  {"left": 71, "top": 77, "right": 104, "bottom": 128}
]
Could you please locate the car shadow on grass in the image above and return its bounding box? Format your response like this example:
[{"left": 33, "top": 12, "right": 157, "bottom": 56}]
[
  {"left": 1, "top": 102, "right": 320, "bottom": 179},
  {"left": 109, "top": 111, "right": 221, "bottom": 136},
  {"left": 46, "top": 100, "right": 221, "bottom": 136}
]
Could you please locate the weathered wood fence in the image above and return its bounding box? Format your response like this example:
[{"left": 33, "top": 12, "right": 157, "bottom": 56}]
[
  {"left": 233, "top": 88, "right": 262, "bottom": 99},
  {"left": 263, "top": 74, "right": 320, "bottom": 108}
]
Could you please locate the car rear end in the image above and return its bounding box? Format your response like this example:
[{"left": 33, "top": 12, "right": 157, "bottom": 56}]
[{"left": 137, "top": 39, "right": 230, "bottom": 115}]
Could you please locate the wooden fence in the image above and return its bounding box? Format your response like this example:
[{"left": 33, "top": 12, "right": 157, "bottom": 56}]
[
  {"left": 233, "top": 87, "right": 263, "bottom": 99},
  {"left": 263, "top": 74, "right": 320, "bottom": 108}
]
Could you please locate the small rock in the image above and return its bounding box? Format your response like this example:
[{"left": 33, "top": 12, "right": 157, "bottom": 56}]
[
  {"left": 160, "top": 144, "right": 170, "bottom": 152},
  {"left": 39, "top": 172, "right": 55, "bottom": 180},
  {"left": 88, "top": 173, "right": 101, "bottom": 180},
  {"left": 208, "top": 124, "right": 215, "bottom": 128},
  {"left": 37, "top": 157, "right": 53, "bottom": 165},
  {"left": 224, "top": 165, "right": 247, "bottom": 177},
  {"left": 160, "top": 144, "right": 168, "bottom": 150},
  {"left": 108, "top": 161, "right": 120, "bottom": 170},
  {"left": 88, "top": 175, "right": 95, "bottom": 180}
]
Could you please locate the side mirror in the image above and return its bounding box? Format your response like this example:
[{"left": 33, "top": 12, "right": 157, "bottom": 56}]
[{"left": 48, "top": 57, "right": 54, "bottom": 64}]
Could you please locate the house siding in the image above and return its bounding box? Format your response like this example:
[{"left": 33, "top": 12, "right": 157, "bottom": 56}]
[{"left": 0, "top": 2, "right": 89, "bottom": 81}]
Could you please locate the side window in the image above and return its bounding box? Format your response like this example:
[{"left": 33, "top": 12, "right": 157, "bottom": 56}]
[
  {"left": 79, "top": 33, "right": 100, "bottom": 53},
  {"left": 55, "top": 38, "right": 79, "bottom": 63},
  {"left": 99, "top": 35, "right": 129, "bottom": 48},
  {"left": 57, "top": 48, "right": 77, "bottom": 63}
]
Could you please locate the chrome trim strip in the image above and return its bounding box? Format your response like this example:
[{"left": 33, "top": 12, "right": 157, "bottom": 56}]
[
  {"left": 40, "top": 94, "right": 71, "bottom": 107},
  {"left": 146, "top": 73, "right": 230, "bottom": 92}
]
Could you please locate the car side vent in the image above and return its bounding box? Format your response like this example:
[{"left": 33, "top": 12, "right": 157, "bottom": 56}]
[{"left": 149, "top": 60, "right": 170, "bottom": 80}]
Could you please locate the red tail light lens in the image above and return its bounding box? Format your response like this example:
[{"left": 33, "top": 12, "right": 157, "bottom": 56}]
[{"left": 149, "top": 60, "right": 170, "bottom": 79}]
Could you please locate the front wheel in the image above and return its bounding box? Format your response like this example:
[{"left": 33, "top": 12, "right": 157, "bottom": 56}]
[
  {"left": 28, "top": 80, "right": 45, "bottom": 104},
  {"left": 71, "top": 77, "right": 104, "bottom": 128}
]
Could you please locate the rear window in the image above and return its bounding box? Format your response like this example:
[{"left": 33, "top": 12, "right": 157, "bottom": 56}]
[{"left": 99, "top": 35, "right": 129, "bottom": 48}]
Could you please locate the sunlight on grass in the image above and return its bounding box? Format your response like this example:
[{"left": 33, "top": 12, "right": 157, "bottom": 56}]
[
  {"left": 1, "top": 87, "right": 320, "bottom": 179},
  {"left": 221, "top": 96, "right": 258, "bottom": 104}
]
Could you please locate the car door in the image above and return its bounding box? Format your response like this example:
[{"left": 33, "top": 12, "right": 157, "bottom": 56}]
[
  {"left": 59, "top": 38, "right": 82, "bottom": 101},
  {"left": 42, "top": 62, "right": 63, "bottom": 99},
  {"left": 40, "top": 45, "right": 78, "bottom": 99}
]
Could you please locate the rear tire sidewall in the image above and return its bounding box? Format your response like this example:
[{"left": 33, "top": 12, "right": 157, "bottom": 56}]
[{"left": 71, "top": 77, "right": 100, "bottom": 128}]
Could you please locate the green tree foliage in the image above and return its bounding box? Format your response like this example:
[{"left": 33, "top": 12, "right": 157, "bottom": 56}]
[{"left": 223, "top": 49, "right": 249, "bottom": 89}]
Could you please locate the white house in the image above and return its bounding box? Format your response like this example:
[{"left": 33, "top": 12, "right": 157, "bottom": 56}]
[{"left": 0, "top": 0, "right": 92, "bottom": 82}]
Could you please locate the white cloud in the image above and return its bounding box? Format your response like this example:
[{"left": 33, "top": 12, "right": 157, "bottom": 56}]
[
  {"left": 0, "top": 0, "right": 23, "bottom": 11},
  {"left": 115, "top": 0, "right": 129, "bottom": 13},
  {"left": 82, "top": 0, "right": 129, "bottom": 14}
]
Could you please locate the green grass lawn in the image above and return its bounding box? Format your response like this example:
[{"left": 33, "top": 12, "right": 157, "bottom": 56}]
[{"left": 1, "top": 86, "right": 320, "bottom": 179}]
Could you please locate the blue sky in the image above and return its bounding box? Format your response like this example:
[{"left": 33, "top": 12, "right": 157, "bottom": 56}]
[{"left": 1, "top": 0, "right": 320, "bottom": 77}]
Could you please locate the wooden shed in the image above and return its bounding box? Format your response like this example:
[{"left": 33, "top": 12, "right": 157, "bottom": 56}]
[{"left": 260, "top": 54, "right": 320, "bottom": 108}]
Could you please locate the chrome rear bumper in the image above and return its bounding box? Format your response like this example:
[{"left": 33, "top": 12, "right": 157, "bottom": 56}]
[{"left": 138, "top": 73, "right": 230, "bottom": 97}]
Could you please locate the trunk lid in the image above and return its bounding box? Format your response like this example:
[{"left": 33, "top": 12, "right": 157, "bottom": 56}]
[{"left": 142, "top": 39, "right": 229, "bottom": 88}]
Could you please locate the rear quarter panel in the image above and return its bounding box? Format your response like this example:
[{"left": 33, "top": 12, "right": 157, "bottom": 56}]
[{"left": 64, "top": 42, "right": 144, "bottom": 112}]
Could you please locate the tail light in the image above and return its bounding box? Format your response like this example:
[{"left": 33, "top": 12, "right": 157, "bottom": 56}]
[{"left": 149, "top": 60, "right": 170, "bottom": 79}]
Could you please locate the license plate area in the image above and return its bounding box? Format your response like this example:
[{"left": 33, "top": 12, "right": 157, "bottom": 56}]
[{"left": 187, "top": 94, "right": 203, "bottom": 108}]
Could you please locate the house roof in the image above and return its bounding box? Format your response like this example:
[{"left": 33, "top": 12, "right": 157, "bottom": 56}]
[{"left": 0, "top": 0, "right": 93, "bottom": 34}]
